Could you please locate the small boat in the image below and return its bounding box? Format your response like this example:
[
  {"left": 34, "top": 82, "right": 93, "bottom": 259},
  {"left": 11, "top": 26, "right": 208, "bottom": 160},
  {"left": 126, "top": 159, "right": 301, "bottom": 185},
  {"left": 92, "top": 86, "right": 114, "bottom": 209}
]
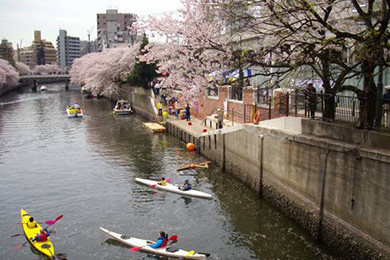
[
  {"left": 113, "top": 100, "right": 132, "bottom": 115},
  {"left": 66, "top": 104, "right": 83, "bottom": 118},
  {"left": 135, "top": 178, "right": 212, "bottom": 199},
  {"left": 40, "top": 86, "right": 48, "bottom": 91},
  {"left": 100, "top": 227, "right": 207, "bottom": 259},
  {"left": 20, "top": 209, "right": 55, "bottom": 259}
]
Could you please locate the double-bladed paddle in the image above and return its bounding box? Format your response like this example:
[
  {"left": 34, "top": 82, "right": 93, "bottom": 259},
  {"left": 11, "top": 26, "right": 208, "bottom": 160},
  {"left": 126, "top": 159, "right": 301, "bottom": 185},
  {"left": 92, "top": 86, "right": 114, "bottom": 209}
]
[{"left": 151, "top": 178, "right": 173, "bottom": 188}]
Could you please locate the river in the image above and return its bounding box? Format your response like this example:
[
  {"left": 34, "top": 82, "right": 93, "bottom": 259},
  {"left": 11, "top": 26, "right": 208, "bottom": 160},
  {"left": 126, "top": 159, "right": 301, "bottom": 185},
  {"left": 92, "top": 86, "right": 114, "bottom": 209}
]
[{"left": 0, "top": 83, "right": 340, "bottom": 259}]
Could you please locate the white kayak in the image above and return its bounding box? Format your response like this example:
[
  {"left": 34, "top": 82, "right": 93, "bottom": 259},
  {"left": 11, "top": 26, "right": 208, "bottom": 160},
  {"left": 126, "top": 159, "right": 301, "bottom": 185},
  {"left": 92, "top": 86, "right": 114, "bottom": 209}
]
[
  {"left": 135, "top": 178, "right": 212, "bottom": 199},
  {"left": 99, "top": 227, "right": 207, "bottom": 259}
]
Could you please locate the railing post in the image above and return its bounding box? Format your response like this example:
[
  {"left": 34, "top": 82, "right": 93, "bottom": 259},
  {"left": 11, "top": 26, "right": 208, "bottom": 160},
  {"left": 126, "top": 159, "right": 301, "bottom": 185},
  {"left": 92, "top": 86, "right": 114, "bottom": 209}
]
[
  {"left": 268, "top": 95, "right": 272, "bottom": 119},
  {"left": 295, "top": 89, "right": 298, "bottom": 117},
  {"left": 321, "top": 91, "right": 324, "bottom": 121},
  {"left": 352, "top": 98, "right": 356, "bottom": 117}
]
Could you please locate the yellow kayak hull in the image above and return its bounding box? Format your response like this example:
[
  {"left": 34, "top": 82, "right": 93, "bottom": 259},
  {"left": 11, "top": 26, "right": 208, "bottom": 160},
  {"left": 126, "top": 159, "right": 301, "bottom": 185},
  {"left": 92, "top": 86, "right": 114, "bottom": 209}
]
[{"left": 21, "top": 209, "right": 55, "bottom": 259}]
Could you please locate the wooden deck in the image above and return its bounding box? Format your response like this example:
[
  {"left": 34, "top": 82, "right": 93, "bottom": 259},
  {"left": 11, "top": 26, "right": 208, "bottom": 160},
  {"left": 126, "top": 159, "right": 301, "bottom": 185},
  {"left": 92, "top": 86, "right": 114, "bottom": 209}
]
[{"left": 142, "top": 122, "right": 166, "bottom": 133}]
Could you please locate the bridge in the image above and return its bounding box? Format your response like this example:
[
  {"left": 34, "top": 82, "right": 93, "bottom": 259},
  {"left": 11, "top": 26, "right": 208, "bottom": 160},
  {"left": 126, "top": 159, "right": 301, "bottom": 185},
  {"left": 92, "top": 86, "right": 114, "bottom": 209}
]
[
  {"left": 19, "top": 74, "right": 71, "bottom": 91},
  {"left": 20, "top": 74, "right": 71, "bottom": 80}
]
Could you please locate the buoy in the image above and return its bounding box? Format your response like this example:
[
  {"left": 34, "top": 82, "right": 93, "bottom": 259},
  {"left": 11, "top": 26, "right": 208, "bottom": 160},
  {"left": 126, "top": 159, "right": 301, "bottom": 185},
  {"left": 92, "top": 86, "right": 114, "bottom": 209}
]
[
  {"left": 203, "top": 128, "right": 207, "bottom": 132},
  {"left": 189, "top": 163, "right": 196, "bottom": 169},
  {"left": 186, "top": 143, "right": 195, "bottom": 151},
  {"left": 188, "top": 122, "right": 192, "bottom": 126}
]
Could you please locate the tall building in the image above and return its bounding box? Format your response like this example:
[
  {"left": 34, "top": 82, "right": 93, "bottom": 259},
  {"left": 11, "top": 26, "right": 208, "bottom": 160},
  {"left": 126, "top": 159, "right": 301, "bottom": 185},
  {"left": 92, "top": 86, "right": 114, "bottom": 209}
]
[
  {"left": 80, "top": 40, "right": 97, "bottom": 56},
  {"left": 96, "top": 9, "right": 137, "bottom": 51},
  {"left": 0, "top": 39, "right": 14, "bottom": 65},
  {"left": 56, "top": 29, "right": 81, "bottom": 68},
  {"left": 19, "top": 46, "right": 35, "bottom": 67},
  {"left": 33, "top": 30, "right": 57, "bottom": 65}
]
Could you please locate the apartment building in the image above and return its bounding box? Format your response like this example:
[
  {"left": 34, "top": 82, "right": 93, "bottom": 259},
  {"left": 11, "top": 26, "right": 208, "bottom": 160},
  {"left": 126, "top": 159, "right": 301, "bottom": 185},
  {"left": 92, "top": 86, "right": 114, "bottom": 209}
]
[
  {"left": 0, "top": 39, "right": 14, "bottom": 65},
  {"left": 96, "top": 9, "right": 137, "bottom": 51},
  {"left": 56, "top": 29, "right": 81, "bottom": 68}
]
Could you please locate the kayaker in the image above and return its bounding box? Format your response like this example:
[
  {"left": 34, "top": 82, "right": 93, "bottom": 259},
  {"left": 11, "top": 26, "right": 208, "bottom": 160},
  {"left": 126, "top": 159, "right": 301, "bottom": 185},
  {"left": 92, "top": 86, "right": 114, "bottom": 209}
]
[
  {"left": 31, "top": 227, "right": 50, "bottom": 242},
  {"left": 26, "top": 217, "right": 37, "bottom": 228},
  {"left": 158, "top": 177, "right": 167, "bottom": 186},
  {"left": 148, "top": 231, "right": 168, "bottom": 248},
  {"left": 179, "top": 179, "right": 192, "bottom": 191}
]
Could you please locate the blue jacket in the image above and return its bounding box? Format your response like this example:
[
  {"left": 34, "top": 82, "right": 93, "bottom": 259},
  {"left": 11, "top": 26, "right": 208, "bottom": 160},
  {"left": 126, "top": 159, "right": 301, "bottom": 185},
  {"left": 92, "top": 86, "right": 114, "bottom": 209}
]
[
  {"left": 182, "top": 183, "right": 192, "bottom": 191},
  {"left": 149, "top": 236, "right": 167, "bottom": 248}
]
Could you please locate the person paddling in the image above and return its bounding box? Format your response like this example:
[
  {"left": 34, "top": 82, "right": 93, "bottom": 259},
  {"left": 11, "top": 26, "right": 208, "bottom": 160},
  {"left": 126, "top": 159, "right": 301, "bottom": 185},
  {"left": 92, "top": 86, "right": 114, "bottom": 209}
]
[
  {"left": 26, "top": 217, "right": 37, "bottom": 228},
  {"left": 179, "top": 179, "right": 192, "bottom": 191},
  {"left": 31, "top": 227, "right": 50, "bottom": 242},
  {"left": 158, "top": 177, "right": 167, "bottom": 186},
  {"left": 148, "top": 231, "right": 168, "bottom": 248}
]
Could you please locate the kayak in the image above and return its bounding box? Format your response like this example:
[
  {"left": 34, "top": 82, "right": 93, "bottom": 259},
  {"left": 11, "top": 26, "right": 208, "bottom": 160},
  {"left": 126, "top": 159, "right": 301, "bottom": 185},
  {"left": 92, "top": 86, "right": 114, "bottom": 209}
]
[
  {"left": 20, "top": 209, "right": 55, "bottom": 259},
  {"left": 99, "top": 227, "right": 207, "bottom": 259},
  {"left": 135, "top": 178, "right": 212, "bottom": 199}
]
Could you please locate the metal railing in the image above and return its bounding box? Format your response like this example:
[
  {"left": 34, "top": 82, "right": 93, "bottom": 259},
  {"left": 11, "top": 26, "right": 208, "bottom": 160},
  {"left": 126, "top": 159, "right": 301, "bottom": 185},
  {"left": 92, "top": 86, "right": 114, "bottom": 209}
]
[{"left": 250, "top": 89, "right": 390, "bottom": 131}]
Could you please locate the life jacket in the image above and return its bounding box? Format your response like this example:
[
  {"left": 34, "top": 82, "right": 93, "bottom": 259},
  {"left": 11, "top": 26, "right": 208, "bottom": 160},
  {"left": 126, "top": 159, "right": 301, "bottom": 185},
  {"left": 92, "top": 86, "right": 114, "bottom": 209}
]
[
  {"left": 159, "top": 235, "right": 168, "bottom": 248},
  {"left": 159, "top": 180, "right": 167, "bottom": 186},
  {"left": 27, "top": 221, "right": 36, "bottom": 228},
  {"left": 38, "top": 232, "right": 48, "bottom": 241}
]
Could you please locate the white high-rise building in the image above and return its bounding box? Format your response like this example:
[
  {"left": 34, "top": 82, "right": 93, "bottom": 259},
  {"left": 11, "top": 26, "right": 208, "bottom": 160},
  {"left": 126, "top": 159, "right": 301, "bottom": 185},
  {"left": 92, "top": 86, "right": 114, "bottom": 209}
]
[
  {"left": 97, "top": 9, "right": 137, "bottom": 51},
  {"left": 56, "top": 29, "right": 81, "bottom": 69}
]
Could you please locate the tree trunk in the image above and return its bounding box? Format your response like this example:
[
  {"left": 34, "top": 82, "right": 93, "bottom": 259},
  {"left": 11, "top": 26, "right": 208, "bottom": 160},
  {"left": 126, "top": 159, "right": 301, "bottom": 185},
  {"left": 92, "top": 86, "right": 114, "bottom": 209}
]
[
  {"left": 359, "top": 61, "right": 377, "bottom": 128},
  {"left": 320, "top": 51, "right": 335, "bottom": 121}
]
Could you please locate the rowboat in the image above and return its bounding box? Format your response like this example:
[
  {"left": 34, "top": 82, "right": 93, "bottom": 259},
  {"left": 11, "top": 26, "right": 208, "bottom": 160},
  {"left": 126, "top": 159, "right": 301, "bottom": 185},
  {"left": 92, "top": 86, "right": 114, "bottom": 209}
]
[
  {"left": 135, "top": 177, "right": 212, "bottom": 199},
  {"left": 113, "top": 100, "right": 132, "bottom": 115},
  {"left": 66, "top": 104, "right": 83, "bottom": 118},
  {"left": 20, "top": 209, "right": 55, "bottom": 259},
  {"left": 99, "top": 227, "right": 207, "bottom": 259}
]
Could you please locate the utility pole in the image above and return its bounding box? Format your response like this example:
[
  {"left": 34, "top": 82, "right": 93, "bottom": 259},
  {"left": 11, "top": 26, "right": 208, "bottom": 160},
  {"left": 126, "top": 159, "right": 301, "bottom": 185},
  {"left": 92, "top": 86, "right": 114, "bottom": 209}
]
[{"left": 87, "top": 25, "right": 95, "bottom": 53}]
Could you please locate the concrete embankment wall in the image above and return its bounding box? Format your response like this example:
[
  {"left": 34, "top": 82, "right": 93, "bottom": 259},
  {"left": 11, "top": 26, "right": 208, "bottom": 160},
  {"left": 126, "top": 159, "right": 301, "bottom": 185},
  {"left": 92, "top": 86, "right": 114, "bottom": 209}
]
[
  {"left": 166, "top": 117, "right": 390, "bottom": 260},
  {"left": 118, "top": 85, "right": 157, "bottom": 121}
]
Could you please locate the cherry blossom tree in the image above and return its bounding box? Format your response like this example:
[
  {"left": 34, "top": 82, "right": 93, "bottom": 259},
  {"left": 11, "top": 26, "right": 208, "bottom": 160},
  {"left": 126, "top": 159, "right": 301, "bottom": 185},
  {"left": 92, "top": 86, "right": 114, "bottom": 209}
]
[
  {"left": 15, "top": 62, "right": 31, "bottom": 75},
  {"left": 70, "top": 44, "right": 140, "bottom": 98},
  {"left": 139, "top": 0, "right": 230, "bottom": 102},
  {"left": 0, "top": 58, "right": 19, "bottom": 91},
  {"left": 32, "top": 64, "right": 60, "bottom": 75}
]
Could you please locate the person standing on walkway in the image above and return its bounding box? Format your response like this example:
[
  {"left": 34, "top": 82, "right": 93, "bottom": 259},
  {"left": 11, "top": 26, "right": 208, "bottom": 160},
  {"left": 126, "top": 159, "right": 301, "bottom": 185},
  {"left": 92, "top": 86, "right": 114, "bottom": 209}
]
[
  {"left": 157, "top": 100, "right": 163, "bottom": 116},
  {"left": 185, "top": 103, "right": 191, "bottom": 121},
  {"left": 217, "top": 108, "right": 224, "bottom": 129},
  {"left": 305, "top": 83, "right": 317, "bottom": 119}
]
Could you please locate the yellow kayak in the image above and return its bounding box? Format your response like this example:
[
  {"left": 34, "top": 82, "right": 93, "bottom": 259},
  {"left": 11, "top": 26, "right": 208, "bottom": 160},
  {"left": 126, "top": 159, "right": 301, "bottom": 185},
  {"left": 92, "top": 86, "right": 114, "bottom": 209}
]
[{"left": 20, "top": 209, "right": 55, "bottom": 259}]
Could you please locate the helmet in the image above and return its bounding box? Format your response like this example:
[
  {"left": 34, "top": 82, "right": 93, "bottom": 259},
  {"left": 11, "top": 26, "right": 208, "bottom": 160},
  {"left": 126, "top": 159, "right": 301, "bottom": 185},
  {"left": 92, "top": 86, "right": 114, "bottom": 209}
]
[{"left": 184, "top": 179, "right": 189, "bottom": 182}]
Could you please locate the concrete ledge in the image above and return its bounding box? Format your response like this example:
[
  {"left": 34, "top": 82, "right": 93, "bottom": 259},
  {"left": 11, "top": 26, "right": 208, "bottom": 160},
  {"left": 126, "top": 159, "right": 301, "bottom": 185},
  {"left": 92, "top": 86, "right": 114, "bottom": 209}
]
[{"left": 302, "top": 119, "right": 390, "bottom": 150}]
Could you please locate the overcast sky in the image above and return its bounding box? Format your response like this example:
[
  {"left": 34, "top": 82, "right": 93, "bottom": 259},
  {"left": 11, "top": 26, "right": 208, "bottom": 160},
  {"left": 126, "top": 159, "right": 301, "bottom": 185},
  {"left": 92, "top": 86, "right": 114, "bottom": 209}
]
[{"left": 0, "top": 0, "right": 182, "bottom": 48}]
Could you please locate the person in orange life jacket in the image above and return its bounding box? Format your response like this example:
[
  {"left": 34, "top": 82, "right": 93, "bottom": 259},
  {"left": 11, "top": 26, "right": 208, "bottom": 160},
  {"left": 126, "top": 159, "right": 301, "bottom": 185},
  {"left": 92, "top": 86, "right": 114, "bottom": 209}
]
[
  {"left": 179, "top": 179, "right": 192, "bottom": 191},
  {"left": 31, "top": 227, "right": 50, "bottom": 242},
  {"left": 148, "top": 231, "right": 168, "bottom": 248},
  {"left": 158, "top": 177, "right": 167, "bottom": 186},
  {"left": 27, "top": 217, "right": 37, "bottom": 228}
]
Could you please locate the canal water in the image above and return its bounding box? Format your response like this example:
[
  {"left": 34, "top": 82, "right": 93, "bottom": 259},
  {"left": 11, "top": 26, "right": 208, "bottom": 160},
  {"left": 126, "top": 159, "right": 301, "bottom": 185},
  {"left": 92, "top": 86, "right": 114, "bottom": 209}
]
[{"left": 0, "top": 84, "right": 339, "bottom": 260}]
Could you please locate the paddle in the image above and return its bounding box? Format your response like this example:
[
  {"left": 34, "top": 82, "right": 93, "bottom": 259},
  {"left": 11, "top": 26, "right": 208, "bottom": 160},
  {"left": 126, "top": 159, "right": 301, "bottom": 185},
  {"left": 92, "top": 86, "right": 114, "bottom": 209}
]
[
  {"left": 44, "top": 214, "right": 63, "bottom": 226},
  {"left": 13, "top": 241, "right": 28, "bottom": 251},
  {"left": 11, "top": 215, "right": 62, "bottom": 238},
  {"left": 14, "top": 214, "right": 63, "bottom": 226},
  {"left": 151, "top": 179, "right": 173, "bottom": 188},
  {"left": 130, "top": 235, "right": 178, "bottom": 251}
]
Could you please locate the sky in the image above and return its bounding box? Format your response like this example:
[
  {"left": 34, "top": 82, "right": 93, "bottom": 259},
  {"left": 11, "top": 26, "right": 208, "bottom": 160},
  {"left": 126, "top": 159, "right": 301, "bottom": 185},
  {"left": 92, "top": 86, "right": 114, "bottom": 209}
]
[{"left": 0, "top": 0, "right": 183, "bottom": 48}]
